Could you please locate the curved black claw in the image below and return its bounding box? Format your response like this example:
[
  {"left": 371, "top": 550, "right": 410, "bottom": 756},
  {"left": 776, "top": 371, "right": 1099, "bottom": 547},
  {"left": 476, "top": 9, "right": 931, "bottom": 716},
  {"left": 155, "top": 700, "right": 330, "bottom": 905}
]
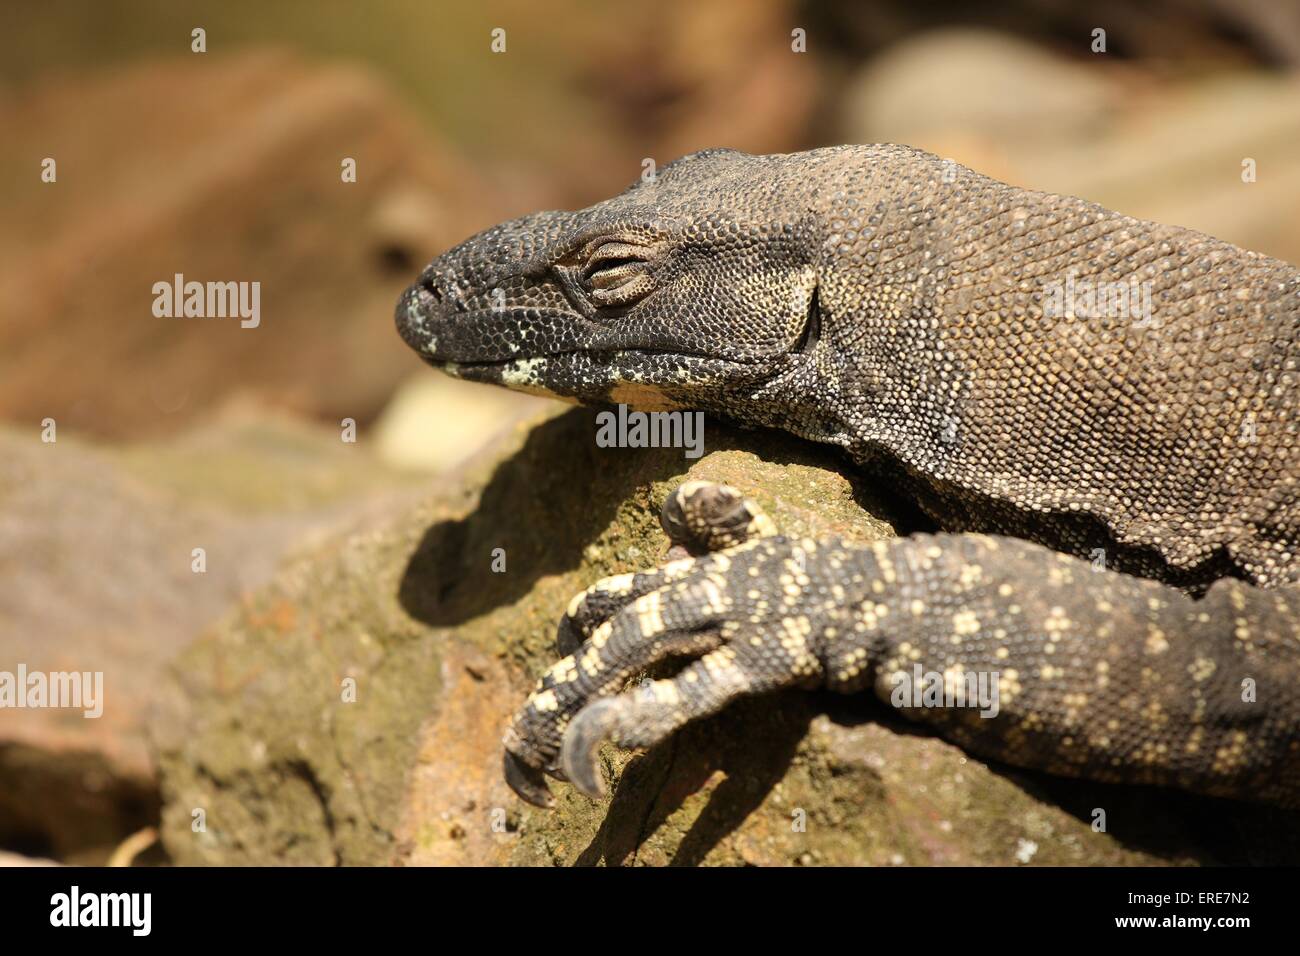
[
  {"left": 503, "top": 749, "right": 554, "bottom": 808},
  {"left": 560, "top": 698, "right": 621, "bottom": 799}
]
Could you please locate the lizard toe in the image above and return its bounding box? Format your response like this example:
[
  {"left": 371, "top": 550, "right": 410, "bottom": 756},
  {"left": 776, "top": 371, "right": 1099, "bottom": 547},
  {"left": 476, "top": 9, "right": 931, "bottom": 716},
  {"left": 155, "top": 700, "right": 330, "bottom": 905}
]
[
  {"left": 560, "top": 698, "right": 622, "bottom": 799},
  {"left": 660, "top": 480, "right": 775, "bottom": 555}
]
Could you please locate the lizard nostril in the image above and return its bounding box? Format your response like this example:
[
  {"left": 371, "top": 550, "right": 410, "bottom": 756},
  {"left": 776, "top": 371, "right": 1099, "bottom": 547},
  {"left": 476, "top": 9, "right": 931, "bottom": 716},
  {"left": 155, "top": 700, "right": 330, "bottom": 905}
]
[{"left": 418, "top": 274, "right": 444, "bottom": 303}]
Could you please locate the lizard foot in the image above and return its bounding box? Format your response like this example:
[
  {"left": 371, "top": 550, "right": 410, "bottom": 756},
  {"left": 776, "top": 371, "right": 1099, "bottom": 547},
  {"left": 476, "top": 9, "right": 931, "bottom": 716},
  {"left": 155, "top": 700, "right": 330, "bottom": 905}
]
[
  {"left": 505, "top": 494, "right": 1300, "bottom": 809},
  {"left": 503, "top": 481, "right": 793, "bottom": 806}
]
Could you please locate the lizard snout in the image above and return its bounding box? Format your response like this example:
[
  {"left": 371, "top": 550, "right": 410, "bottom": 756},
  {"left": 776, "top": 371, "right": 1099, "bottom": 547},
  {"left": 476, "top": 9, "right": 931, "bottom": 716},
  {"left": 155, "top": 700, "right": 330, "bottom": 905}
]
[
  {"left": 394, "top": 279, "right": 443, "bottom": 357},
  {"left": 395, "top": 264, "right": 476, "bottom": 358}
]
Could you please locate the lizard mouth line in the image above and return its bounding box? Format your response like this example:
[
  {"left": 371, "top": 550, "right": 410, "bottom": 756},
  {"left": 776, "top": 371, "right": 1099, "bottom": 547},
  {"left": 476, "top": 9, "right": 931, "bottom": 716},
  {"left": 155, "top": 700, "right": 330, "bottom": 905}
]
[{"left": 428, "top": 346, "right": 781, "bottom": 369}]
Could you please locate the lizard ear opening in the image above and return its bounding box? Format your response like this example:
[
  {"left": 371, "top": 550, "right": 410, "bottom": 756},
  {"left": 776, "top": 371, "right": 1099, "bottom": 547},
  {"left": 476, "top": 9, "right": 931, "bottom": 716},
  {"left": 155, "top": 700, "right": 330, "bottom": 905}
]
[{"left": 791, "top": 286, "right": 821, "bottom": 355}]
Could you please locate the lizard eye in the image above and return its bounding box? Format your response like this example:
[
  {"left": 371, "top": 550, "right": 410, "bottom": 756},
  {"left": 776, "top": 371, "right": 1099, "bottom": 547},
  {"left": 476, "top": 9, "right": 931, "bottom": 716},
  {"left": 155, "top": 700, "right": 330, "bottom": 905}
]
[{"left": 581, "top": 241, "right": 655, "bottom": 307}]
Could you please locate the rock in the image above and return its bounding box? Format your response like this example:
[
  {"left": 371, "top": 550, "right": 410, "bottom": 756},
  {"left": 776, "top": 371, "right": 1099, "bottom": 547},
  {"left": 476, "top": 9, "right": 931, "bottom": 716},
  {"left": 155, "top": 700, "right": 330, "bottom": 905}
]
[
  {"left": 370, "top": 370, "right": 556, "bottom": 474},
  {"left": 573, "top": 0, "right": 817, "bottom": 169},
  {"left": 810, "top": 0, "right": 1300, "bottom": 67},
  {"left": 0, "top": 51, "right": 510, "bottom": 439},
  {"left": 0, "top": 406, "right": 424, "bottom": 861},
  {"left": 153, "top": 407, "right": 1300, "bottom": 865},
  {"left": 839, "top": 29, "right": 1119, "bottom": 156}
]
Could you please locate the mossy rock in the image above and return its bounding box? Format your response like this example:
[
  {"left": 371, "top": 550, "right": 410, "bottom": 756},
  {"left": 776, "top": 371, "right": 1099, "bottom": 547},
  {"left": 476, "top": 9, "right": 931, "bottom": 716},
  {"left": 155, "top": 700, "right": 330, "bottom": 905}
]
[{"left": 153, "top": 407, "right": 1300, "bottom": 865}]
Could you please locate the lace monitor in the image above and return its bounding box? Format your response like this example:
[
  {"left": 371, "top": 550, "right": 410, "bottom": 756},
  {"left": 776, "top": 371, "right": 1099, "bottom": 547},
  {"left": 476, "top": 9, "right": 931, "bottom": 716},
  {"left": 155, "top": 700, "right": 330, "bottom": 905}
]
[{"left": 395, "top": 146, "right": 1300, "bottom": 809}]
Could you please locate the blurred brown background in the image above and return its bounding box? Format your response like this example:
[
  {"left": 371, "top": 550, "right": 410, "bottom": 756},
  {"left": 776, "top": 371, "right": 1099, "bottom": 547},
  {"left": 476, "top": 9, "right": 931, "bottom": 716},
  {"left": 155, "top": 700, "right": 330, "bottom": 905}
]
[{"left": 1, "top": 0, "right": 1298, "bottom": 863}]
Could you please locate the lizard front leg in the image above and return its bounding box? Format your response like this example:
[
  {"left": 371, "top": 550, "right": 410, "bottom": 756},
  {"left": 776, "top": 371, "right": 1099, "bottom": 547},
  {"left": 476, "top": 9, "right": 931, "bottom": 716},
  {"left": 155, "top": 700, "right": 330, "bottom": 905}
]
[
  {"left": 852, "top": 534, "right": 1300, "bottom": 807},
  {"left": 505, "top": 485, "right": 1300, "bottom": 808}
]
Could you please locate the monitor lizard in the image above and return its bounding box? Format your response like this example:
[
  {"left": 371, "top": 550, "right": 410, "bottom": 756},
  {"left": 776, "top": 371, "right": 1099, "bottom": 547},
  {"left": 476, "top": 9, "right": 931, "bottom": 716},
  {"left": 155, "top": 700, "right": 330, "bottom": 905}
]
[{"left": 395, "top": 145, "right": 1300, "bottom": 810}]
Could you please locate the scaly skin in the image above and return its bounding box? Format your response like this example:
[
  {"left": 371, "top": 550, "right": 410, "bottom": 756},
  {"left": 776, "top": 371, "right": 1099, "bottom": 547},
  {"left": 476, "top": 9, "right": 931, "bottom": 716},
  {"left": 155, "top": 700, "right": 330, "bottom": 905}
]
[{"left": 396, "top": 146, "right": 1300, "bottom": 808}]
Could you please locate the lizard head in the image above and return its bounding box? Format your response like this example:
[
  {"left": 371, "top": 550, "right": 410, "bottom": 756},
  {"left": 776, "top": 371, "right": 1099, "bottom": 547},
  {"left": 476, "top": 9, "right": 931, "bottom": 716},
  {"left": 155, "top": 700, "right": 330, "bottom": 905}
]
[{"left": 396, "top": 148, "right": 831, "bottom": 422}]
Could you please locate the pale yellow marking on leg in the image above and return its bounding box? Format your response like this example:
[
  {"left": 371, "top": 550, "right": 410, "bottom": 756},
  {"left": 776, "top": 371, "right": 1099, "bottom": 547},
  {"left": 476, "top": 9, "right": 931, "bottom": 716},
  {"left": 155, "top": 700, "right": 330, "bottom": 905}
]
[
  {"left": 633, "top": 590, "right": 665, "bottom": 639},
  {"left": 530, "top": 689, "right": 559, "bottom": 713}
]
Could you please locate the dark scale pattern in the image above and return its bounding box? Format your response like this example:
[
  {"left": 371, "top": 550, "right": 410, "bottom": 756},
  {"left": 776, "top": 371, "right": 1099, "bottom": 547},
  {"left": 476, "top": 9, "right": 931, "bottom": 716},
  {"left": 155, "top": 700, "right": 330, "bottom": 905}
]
[{"left": 396, "top": 146, "right": 1300, "bottom": 808}]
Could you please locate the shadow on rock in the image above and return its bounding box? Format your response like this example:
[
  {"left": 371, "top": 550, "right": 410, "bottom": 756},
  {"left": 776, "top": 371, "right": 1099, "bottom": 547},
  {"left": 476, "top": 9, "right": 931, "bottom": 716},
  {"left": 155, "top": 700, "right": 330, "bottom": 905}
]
[
  {"left": 829, "top": 692, "right": 1300, "bottom": 866},
  {"left": 996, "top": 766, "right": 1300, "bottom": 866},
  {"left": 398, "top": 406, "right": 907, "bottom": 628},
  {"left": 399, "top": 407, "right": 682, "bottom": 626},
  {"left": 576, "top": 691, "right": 815, "bottom": 866}
]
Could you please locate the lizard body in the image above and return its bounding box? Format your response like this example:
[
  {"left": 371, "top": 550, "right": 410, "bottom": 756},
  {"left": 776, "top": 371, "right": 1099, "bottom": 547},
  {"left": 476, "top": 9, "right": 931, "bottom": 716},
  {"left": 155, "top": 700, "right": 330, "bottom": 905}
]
[{"left": 396, "top": 145, "right": 1300, "bottom": 808}]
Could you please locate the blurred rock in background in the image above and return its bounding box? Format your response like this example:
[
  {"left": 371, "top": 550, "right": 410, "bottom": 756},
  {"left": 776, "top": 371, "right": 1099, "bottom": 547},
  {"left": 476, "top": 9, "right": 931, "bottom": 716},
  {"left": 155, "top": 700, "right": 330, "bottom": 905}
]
[
  {"left": 571, "top": 0, "right": 817, "bottom": 169},
  {"left": 0, "top": 51, "right": 526, "bottom": 439},
  {"left": 372, "top": 374, "right": 556, "bottom": 474},
  {"left": 806, "top": 0, "right": 1300, "bottom": 68}
]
